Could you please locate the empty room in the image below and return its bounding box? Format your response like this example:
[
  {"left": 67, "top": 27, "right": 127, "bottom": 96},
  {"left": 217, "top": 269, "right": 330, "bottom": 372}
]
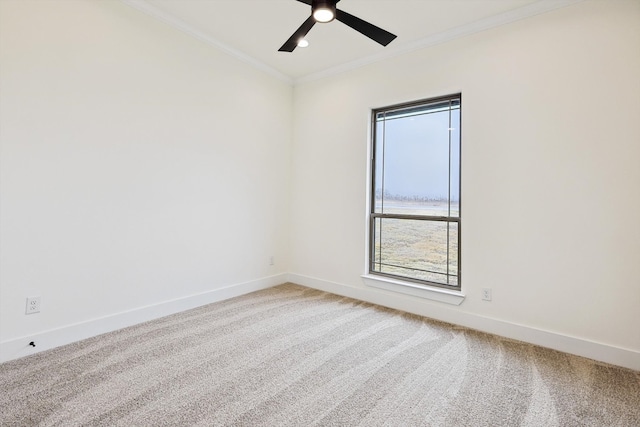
[{"left": 0, "top": 0, "right": 638, "bottom": 425}]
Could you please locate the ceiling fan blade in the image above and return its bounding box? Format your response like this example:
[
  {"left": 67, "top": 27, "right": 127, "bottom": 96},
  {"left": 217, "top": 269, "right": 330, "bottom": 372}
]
[
  {"left": 279, "top": 15, "right": 316, "bottom": 52},
  {"left": 335, "top": 9, "right": 396, "bottom": 46}
]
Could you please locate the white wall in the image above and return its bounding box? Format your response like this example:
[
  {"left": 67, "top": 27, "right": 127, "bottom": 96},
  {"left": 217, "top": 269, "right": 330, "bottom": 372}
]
[
  {"left": 0, "top": 0, "right": 292, "bottom": 360},
  {"left": 1, "top": 0, "right": 638, "bottom": 370},
  {"left": 290, "top": 0, "right": 640, "bottom": 369}
]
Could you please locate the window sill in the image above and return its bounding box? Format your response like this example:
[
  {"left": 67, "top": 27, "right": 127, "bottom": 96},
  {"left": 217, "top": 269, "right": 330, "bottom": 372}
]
[{"left": 361, "top": 274, "right": 465, "bottom": 306}]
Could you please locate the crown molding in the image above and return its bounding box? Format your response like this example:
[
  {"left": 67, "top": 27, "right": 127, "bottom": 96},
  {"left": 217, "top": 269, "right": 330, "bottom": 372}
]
[
  {"left": 120, "top": 0, "right": 583, "bottom": 86},
  {"left": 120, "top": 0, "right": 294, "bottom": 85},
  {"left": 295, "top": 0, "right": 585, "bottom": 85}
]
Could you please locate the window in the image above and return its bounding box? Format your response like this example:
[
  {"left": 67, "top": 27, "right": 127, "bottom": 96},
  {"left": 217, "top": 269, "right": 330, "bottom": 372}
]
[{"left": 369, "top": 94, "right": 461, "bottom": 290}]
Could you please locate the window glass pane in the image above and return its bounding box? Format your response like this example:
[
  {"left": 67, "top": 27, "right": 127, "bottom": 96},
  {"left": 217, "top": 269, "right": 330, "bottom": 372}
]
[
  {"left": 378, "top": 110, "right": 452, "bottom": 216},
  {"left": 371, "top": 217, "right": 458, "bottom": 286}
]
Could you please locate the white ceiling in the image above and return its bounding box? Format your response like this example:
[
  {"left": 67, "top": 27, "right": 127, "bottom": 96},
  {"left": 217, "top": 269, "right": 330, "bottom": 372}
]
[{"left": 122, "top": 0, "right": 581, "bottom": 83}]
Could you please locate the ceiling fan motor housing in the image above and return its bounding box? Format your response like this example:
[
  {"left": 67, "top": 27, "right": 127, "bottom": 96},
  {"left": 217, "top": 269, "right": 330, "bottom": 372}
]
[{"left": 312, "top": 0, "right": 337, "bottom": 23}]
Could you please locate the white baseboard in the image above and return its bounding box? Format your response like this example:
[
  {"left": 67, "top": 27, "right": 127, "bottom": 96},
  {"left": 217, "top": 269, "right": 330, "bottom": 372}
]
[
  {"left": 0, "top": 274, "right": 287, "bottom": 363},
  {"left": 4, "top": 272, "right": 637, "bottom": 372},
  {"left": 288, "top": 273, "right": 640, "bottom": 372}
]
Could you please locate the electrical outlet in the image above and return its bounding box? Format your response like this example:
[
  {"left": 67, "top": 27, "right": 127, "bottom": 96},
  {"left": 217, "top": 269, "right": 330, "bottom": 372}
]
[
  {"left": 482, "top": 288, "right": 492, "bottom": 301},
  {"left": 269, "top": 256, "right": 275, "bottom": 266},
  {"left": 26, "top": 296, "right": 41, "bottom": 314}
]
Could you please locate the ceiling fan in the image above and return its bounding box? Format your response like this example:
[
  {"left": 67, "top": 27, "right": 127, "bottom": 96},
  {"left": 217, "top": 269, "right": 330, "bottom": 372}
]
[{"left": 279, "top": 0, "right": 397, "bottom": 52}]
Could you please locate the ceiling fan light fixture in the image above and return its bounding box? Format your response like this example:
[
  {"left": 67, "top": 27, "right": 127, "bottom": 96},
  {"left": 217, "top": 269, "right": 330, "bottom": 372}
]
[
  {"left": 297, "top": 39, "right": 309, "bottom": 48},
  {"left": 312, "top": 0, "right": 336, "bottom": 23}
]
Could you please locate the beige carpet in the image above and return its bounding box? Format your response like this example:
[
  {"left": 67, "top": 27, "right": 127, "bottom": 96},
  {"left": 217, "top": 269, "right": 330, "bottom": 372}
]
[{"left": 0, "top": 283, "right": 638, "bottom": 426}]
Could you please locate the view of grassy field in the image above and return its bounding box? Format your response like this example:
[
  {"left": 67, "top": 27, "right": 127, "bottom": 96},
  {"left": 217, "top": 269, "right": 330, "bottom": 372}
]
[{"left": 372, "top": 200, "right": 459, "bottom": 286}]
